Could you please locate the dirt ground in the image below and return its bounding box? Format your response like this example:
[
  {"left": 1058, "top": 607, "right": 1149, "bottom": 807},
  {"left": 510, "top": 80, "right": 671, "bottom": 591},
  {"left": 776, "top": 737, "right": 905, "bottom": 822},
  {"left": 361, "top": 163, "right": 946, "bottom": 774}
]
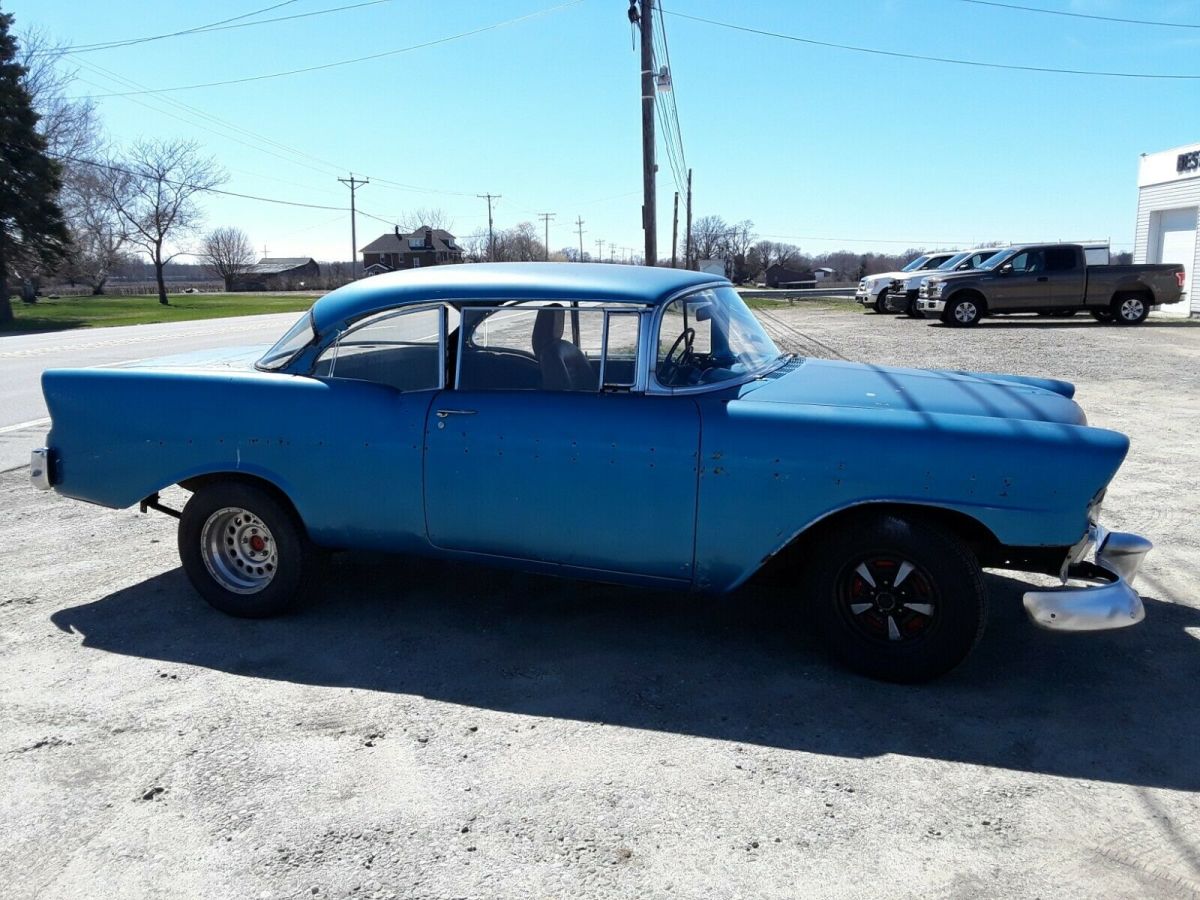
[{"left": 2, "top": 306, "right": 1199, "bottom": 899}]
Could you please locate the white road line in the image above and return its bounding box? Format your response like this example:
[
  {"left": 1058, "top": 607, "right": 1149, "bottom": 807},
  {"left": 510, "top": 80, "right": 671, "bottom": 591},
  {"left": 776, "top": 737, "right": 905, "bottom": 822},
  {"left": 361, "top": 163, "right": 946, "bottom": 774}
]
[{"left": 0, "top": 418, "right": 50, "bottom": 435}]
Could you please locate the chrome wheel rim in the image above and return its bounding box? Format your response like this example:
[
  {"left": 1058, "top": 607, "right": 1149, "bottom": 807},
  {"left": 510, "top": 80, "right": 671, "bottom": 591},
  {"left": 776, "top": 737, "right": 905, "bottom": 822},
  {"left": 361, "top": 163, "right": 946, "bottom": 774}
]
[
  {"left": 837, "top": 555, "right": 939, "bottom": 644},
  {"left": 954, "top": 302, "right": 977, "bottom": 323},
  {"left": 1119, "top": 298, "right": 1144, "bottom": 321},
  {"left": 200, "top": 506, "right": 278, "bottom": 594}
]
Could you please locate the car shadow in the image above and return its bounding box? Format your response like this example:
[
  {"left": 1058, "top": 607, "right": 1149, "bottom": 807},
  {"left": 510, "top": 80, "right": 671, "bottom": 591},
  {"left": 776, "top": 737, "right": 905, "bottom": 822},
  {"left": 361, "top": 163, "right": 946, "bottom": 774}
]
[
  {"left": 50, "top": 554, "right": 1200, "bottom": 790},
  {"left": 927, "top": 319, "right": 1200, "bottom": 329}
]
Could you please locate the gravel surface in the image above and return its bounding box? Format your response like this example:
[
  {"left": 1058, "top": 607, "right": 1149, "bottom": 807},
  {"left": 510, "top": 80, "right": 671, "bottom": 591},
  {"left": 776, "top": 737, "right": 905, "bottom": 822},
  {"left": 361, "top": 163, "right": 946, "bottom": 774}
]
[{"left": 2, "top": 305, "right": 1199, "bottom": 899}]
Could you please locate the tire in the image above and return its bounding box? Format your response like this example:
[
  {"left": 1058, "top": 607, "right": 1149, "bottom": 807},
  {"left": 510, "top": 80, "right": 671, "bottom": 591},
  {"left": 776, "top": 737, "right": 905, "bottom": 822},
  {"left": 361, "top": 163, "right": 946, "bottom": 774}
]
[
  {"left": 178, "top": 481, "right": 315, "bottom": 618},
  {"left": 946, "top": 294, "right": 983, "bottom": 327},
  {"left": 805, "top": 514, "right": 987, "bottom": 683},
  {"left": 904, "top": 292, "right": 922, "bottom": 318},
  {"left": 1112, "top": 293, "right": 1150, "bottom": 326},
  {"left": 873, "top": 293, "right": 888, "bottom": 313},
  {"left": 1038, "top": 309, "right": 1077, "bottom": 318},
  {"left": 1091, "top": 309, "right": 1114, "bottom": 323}
]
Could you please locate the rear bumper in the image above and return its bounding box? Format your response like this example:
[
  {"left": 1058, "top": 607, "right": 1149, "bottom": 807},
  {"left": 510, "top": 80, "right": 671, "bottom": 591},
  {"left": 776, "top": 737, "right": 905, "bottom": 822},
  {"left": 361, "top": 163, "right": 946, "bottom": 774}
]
[
  {"left": 30, "top": 447, "right": 52, "bottom": 491},
  {"left": 1022, "top": 528, "right": 1151, "bottom": 631}
]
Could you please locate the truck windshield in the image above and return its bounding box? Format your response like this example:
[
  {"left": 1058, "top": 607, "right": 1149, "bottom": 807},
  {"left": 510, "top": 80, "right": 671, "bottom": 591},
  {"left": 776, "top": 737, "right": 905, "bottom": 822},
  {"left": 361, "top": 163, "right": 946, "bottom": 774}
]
[
  {"left": 901, "top": 255, "right": 932, "bottom": 272},
  {"left": 936, "top": 253, "right": 971, "bottom": 271},
  {"left": 979, "top": 250, "right": 1016, "bottom": 270}
]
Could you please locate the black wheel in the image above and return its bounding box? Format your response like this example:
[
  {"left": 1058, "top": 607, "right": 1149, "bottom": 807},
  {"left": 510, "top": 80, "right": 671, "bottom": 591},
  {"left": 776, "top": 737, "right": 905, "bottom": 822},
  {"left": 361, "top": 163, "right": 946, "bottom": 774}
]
[
  {"left": 1091, "top": 309, "right": 1114, "bottom": 323},
  {"left": 1112, "top": 293, "right": 1149, "bottom": 326},
  {"left": 873, "top": 294, "right": 886, "bottom": 313},
  {"left": 1060, "top": 309, "right": 1077, "bottom": 318},
  {"left": 178, "top": 481, "right": 315, "bottom": 617},
  {"left": 946, "top": 294, "right": 983, "bottom": 327},
  {"left": 805, "top": 514, "right": 987, "bottom": 682},
  {"left": 904, "top": 292, "right": 922, "bottom": 318}
]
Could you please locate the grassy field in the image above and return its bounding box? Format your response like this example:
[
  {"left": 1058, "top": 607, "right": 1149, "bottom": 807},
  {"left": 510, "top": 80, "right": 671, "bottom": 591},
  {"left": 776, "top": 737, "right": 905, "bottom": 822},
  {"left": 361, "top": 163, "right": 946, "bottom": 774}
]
[
  {"left": 741, "top": 294, "right": 861, "bottom": 312},
  {"left": 1, "top": 293, "right": 321, "bottom": 334}
]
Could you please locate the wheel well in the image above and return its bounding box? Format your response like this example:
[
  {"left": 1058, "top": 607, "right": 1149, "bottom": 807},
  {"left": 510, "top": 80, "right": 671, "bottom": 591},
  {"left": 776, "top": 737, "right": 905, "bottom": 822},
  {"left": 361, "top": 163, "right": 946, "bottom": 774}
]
[
  {"left": 756, "top": 503, "right": 1000, "bottom": 582},
  {"left": 948, "top": 288, "right": 987, "bottom": 311},
  {"left": 177, "top": 473, "right": 306, "bottom": 534},
  {"left": 1110, "top": 288, "right": 1152, "bottom": 305}
]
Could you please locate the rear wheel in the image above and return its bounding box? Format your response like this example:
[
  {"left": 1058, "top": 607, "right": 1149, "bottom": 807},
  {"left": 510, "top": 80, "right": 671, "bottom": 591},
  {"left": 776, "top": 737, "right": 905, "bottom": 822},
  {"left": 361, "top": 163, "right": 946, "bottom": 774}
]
[
  {"left": 1091, "top": 309, "right": 1114, "bottom": 323},
  {"left": 179, "top": 481, "right": 315, "bottom": 618},
  {"left": 805, "top": 514, "right": 987, "bottom": 682},
  {"left": 1112, "top": 293, "right": 1150, "bottom": 325}
]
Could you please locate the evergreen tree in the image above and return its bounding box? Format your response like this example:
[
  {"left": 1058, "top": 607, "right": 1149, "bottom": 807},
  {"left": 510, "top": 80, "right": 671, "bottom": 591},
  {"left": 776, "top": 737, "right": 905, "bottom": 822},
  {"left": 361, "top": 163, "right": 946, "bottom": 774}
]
[{"left": 0, "top": 10, "right": 69, "bottom": 324}]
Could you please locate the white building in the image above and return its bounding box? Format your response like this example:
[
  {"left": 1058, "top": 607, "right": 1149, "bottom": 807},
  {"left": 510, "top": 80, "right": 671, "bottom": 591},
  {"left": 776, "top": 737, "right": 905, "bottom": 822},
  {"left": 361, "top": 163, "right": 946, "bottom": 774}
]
[{"left": 1135, "top": 142, "right": 1199, "bottom": 317}]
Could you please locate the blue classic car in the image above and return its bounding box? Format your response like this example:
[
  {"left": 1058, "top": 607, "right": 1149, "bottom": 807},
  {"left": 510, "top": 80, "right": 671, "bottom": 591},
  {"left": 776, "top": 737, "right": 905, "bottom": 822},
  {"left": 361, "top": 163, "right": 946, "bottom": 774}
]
[{"left": 32, "top": 264, "right": 1151, "bottom": 681}]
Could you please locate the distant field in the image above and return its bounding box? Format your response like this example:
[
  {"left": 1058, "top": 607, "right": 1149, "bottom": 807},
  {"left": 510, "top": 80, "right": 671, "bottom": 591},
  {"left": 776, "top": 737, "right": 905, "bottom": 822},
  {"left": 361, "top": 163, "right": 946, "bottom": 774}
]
[
  {"left": 741, "top": 294, "right": 861, "bottom": 312},
  {"left": 1, "top": 293, "right": 320, "bottom": 333}
]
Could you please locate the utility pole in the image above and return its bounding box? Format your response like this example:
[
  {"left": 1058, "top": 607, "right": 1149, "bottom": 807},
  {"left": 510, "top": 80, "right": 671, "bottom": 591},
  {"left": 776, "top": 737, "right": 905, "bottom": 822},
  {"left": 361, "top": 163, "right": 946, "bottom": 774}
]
[
  {"left": 638, "top": 0, "right": 657, "bottom": 266},
  {"left": 670, "top": 191, "right": 679, "bottom": 268},
  {"left": 338, "top": 174, "right": 368, "bottom": 277},
  {"left": 477, "top": 193, "right": 500, "bottom": 261},
  {"left": 596, "top": 238, "right": 605, "bottom": 263},
  {"left": 537, "top": 212, "right": 556, "bottom": 261},
  {"left": 684, "top": 167, "right": 693, "bottom": 270},
  {"left": 575, "top": 216, "right": 586, "bottom": 261}
]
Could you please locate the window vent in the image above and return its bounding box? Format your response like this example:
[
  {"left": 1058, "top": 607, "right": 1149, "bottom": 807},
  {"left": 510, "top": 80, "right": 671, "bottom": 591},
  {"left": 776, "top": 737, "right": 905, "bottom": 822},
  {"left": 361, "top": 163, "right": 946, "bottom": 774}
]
[{"left": 759, "top": 357, "right": 806, "bottom": 380}]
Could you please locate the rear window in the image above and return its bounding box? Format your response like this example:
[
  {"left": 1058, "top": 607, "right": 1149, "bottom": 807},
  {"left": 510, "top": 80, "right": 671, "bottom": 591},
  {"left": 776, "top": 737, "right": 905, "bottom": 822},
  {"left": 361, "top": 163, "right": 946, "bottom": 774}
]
[{"left": 1045, "top": 248, "right": 1078, "bottom": 271}]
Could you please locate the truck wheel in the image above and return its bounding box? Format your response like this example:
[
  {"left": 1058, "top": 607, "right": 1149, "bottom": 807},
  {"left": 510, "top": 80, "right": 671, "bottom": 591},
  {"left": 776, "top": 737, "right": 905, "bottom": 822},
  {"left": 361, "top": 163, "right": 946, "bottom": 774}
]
[
  {"left": 1091, "top": 309, "right": 1114, "bottom": 323},
  {"left": 805, "top": 514, "right": 987, "bottom": 682},
  {"left": 946, "top": 295, "right": 983, "bottom": 327},
  {"left": 905, "top": 294, "right": 923, "bottom": 318},
  {"left": 1112, "top": 293, "right": 1149, "bottom": 325},
  {"left": 178, "top": 481, "right": 315, "bottom": 618},
  {"left": 873, "top": 294, "right": 886, "bottom": 313}
]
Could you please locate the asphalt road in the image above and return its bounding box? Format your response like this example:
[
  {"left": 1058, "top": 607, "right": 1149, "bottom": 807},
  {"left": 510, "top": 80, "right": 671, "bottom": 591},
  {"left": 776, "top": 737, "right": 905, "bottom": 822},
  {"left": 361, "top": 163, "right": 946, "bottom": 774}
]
[
  {"left": 2, "top": 304, "right": 1199, "bottom": 898},
  {"left": 0, "top": 313, "right": 301, "bottom": 472}
]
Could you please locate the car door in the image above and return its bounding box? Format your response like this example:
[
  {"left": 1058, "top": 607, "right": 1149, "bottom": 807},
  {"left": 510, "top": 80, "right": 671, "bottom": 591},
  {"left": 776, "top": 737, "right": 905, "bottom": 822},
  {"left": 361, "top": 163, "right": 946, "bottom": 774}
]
[
  {"left": 423, "top": 304, "right": 700, "bottom": 584},
  {"left": 1041, "top": 246, "right": 1085, "bottom": 309},
  {"left": 991, "top": 248, "right": 1049, "bottom": 310}
]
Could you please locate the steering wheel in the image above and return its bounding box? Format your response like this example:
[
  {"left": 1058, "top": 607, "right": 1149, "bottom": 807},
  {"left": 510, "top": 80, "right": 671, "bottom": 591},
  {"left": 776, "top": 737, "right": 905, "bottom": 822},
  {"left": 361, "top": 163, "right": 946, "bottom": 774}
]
[{"left": 659, "top": 327, "right": 695, "bottom": 385}]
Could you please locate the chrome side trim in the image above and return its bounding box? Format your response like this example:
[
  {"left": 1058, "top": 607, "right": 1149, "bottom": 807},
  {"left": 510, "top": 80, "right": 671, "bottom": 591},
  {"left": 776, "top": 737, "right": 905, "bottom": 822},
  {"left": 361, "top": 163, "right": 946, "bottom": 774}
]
[
  {"left": 30, "top": 447, "right": 51, "bottom": 490},
  {"left": 1023, "top": 529, "right": 1152, "bottom": 632}
]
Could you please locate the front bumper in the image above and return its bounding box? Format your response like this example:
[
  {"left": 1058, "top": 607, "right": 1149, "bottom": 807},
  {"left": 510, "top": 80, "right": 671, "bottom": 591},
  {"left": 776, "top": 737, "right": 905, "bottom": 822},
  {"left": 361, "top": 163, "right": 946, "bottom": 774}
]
[
  {"left": 855, "top": 291, "right": 874, "bottom": 306},
  {"left": 1022, "top": 528, "right": 1151, "bottom": 631},
  {"left": 917, "top": 297, "right": 946, "bottom": 314}
]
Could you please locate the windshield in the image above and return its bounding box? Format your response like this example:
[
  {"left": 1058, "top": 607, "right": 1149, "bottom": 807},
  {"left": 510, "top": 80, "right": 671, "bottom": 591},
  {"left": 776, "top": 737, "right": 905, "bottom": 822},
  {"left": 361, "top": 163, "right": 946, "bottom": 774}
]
[
  {"left": 900, "top": 255, "right": 932, "bottom": 272},
  {"left": 656, "top": 286, "right": 782, "bottom": 388},
  {"left": 936, "top": 252, "right": 971, "bottom": 271},
  {"left": 256, "top": 311, "right": 316, "bottom": 370}
]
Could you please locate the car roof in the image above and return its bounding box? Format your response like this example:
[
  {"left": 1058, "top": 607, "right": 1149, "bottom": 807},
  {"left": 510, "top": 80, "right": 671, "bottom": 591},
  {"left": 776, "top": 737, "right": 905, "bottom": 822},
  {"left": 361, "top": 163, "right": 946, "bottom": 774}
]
[{"left": 310, "top": 262, "right": 728, "bottom": 332}]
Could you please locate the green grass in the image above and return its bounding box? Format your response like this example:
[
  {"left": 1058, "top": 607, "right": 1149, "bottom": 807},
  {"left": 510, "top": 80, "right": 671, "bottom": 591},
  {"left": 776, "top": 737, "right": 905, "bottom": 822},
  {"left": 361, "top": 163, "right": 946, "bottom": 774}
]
[
  {"left": 1, "top": 293, "right": 321, "bottom": 334},
  {"left": 742, "top": 294, "right": 860, "bottom": 312}
]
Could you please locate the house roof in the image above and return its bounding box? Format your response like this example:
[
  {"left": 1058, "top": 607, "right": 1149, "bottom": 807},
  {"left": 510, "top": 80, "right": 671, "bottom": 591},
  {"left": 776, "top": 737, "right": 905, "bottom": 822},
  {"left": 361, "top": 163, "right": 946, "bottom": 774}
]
[
  {"left": 246, "top": 257, "right": 316, "bottom": 275},
  {"left": 311, "top": 263, "right": 727, "bottom": 332},
  {"left": 360, "top": 227, "right": 460, "bottom": 254}
]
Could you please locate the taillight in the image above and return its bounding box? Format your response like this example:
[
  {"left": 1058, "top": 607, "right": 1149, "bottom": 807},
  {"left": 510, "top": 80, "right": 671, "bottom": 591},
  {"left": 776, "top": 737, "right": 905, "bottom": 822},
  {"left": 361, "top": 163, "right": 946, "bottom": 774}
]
[{"left": 1178, "top": 271, "right": 1187, "bottom": 288}]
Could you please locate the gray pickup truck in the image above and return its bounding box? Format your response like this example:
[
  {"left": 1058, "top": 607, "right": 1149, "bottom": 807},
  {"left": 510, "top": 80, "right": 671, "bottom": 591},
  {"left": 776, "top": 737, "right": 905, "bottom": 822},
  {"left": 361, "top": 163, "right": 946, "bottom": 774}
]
[{"left": 916, "top": 243, "right": 1185, "bottom": 326}]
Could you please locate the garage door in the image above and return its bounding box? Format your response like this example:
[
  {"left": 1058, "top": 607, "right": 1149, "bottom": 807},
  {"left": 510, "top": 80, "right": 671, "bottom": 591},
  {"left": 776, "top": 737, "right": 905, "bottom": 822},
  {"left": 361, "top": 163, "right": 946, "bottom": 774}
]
[{"left": 1154, "top": 208, "right": 1196, "bottom": 317}]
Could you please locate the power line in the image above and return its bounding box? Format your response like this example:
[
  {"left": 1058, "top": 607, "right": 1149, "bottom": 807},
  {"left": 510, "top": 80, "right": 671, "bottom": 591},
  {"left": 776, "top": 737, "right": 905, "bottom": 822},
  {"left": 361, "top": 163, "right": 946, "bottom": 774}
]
[
  {"left": 44, "top": 0, "right": 303, "bottom": 55},
  {"left": 52, "top": 1, "right": 395, "bottom": 55},
  {"left": 654, "top": 3, "right": 687, "bottom": 174},
  {"left": 76, "top": 1, "right": 585, "bottom": 98},
  {"left": 665, "top": 9, "right": 1200, "bottom": 80},
  {"left": 955, "top": 0, "right": 1200, "bottom": 29}
]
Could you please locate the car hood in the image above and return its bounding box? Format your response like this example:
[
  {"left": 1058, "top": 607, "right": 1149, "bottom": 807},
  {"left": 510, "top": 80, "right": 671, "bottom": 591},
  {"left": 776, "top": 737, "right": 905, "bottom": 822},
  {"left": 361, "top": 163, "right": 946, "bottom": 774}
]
[
  {"left": 740, "top": 358, "right": 1084, "bottom": 424},
  {"left": 116, "top": 346, "right": 269, "bottom": 371}
]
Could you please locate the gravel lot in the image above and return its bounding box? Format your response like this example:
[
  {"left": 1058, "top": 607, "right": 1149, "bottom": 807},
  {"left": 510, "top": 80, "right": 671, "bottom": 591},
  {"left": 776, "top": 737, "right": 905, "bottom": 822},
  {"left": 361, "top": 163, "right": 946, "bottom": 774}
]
[{"left": 2, "top": 306, "right": 1199, "bottom": 899}]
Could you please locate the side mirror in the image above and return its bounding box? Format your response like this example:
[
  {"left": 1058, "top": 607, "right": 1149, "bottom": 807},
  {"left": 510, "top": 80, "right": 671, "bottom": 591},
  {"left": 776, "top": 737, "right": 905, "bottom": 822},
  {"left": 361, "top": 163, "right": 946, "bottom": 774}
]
[{"left": 998, "top": 263, "right": 1013, "bottom": 276}]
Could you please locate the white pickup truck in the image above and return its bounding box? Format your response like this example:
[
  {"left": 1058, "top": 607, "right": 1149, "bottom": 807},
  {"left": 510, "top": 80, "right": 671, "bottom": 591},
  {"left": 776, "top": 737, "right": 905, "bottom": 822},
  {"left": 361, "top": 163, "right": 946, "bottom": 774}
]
[{"left": 856, "top": 252, "right": 959, "bottom": 313}]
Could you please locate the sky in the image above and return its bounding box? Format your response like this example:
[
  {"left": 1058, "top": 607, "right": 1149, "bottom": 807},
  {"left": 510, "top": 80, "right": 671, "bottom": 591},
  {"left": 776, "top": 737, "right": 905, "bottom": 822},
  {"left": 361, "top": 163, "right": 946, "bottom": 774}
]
[{"left": 9, "top": 0, "right": 1200, "bottom": 264}]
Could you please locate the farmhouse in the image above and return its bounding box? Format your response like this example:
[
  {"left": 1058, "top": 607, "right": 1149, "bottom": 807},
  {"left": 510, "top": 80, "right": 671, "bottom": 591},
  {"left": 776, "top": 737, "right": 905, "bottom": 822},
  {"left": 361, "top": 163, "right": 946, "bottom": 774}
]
[{"left": 361, "top": 226, "right": 463, "bottom": 274}]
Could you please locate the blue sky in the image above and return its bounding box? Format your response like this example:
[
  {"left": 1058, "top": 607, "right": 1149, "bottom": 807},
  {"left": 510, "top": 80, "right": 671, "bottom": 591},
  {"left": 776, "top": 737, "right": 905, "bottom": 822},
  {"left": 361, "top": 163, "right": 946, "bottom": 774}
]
[{"left": 10, "top": 0, "right": 1200, "bottom": 262}]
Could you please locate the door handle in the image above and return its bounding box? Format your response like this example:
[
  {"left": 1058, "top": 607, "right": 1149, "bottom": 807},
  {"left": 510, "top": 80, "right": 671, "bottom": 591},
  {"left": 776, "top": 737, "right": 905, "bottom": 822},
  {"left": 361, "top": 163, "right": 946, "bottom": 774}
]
[
  {"left": 436, "top": 409, "right": 477, "bottom": 418},
  {"left": 1037, "top": 276, "right": 1048, "bottom": 282}
]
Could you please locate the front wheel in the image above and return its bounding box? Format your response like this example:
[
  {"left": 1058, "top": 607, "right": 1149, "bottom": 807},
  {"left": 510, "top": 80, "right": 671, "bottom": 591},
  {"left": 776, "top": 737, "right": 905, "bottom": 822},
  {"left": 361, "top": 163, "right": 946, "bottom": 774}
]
[
  {"left": 178, "top": 481, "right": 315, "bottom": 617},
  {"left": 873, "top": 294, "right": 886, "bottom": 313},
  {"left": 805, "top": 514, "right": 987, "bottom": 682},
  {"left": 946, "top": 295, "right": 983, "bottom": 327}
]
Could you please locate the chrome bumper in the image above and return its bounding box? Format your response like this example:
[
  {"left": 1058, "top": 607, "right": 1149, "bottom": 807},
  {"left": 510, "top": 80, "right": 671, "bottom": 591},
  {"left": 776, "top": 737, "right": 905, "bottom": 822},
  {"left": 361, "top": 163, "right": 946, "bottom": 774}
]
[
  {"left": 918, "top": 298, "right": 946, "bottom": 314},
  {"left": 1022, "top": 529, "right": 1151, "bottom": 631},
  {"left": 855, "top": 292, "right": 872, "bottom": 306},
  {"left": 30, "top": 447, "right": 52, "bottom": 490}
]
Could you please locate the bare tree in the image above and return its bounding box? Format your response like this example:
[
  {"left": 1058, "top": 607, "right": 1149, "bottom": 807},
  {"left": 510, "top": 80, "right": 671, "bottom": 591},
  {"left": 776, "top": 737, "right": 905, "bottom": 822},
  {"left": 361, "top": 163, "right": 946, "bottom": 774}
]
[
  {"left": 17, "top": 26, "right": 99, "bottom": 161},
  {"left": 59, "top": 167, "right": 128, "bottom": 294},
  {"left": 491, "top": 222, "right": 545, "bottom": 262},
  {"left": 199, "top": 226, "right": 254, "bottom": 290},
  {"left": 106, "top": 139, "right": 225, "bottom": 304},
  {"left": 399, "top": 207, "right": 454, "bottom": 233}
]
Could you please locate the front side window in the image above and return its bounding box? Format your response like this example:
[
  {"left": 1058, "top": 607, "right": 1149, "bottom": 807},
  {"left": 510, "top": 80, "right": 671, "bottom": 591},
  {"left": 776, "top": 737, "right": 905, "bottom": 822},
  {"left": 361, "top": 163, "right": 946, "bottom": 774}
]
[
  {"left": 313, "top": 306, "right": 444, "bottom": 392},
  {"left": 257, "top": 311, "right": 315, "bottom": 370},
  {"left": 1007, "top": 250, "right": 1045, "bottom": 274},
  {"left": 656, "top": 287, "right": 782, "bottom": 388}
]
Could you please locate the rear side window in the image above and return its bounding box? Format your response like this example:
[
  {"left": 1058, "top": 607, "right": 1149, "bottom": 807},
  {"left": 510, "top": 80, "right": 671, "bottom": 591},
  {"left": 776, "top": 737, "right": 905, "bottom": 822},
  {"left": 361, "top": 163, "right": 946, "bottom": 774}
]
[{"left": 1045, "top": 248, "right": 1078, "bottom": 271}]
